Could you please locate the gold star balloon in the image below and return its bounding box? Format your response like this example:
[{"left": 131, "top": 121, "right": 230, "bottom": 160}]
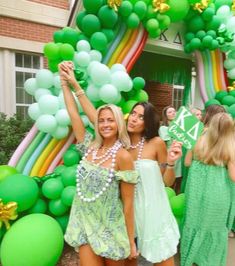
[
  {"left": 192, "top": 0, "right": 209, "bottom": 13},
  {"left": 107, "top": 0, "right": 122, "bottom": 12},
  {"left": 152, "top": 0, "right": 170, "bottom": 13},
  {"left": 227, "top": 81, "right": 235, "bottom": 91},
  {"left": 0, "top": 199, "right": 18, "bottom": 230}
]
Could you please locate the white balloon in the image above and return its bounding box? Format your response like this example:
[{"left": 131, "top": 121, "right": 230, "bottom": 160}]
[
  {"left": 90, "top": 64, "right": 111, "bottom": 86},
  {"left": 54, "top": 75, "right": 62, "bottom": 89},
  {"left": 55, "top": 109, "right": 71, "bottom": 127},
  {"left": 86, "top": 84, "right": 100, "bottom": 102},
  {"left": 111, "top": 71, "right": 133, "bottom": 92},
  {"left": 89, "top": 50, "right": 102, "bottom": 62},
  {"left": 226, "top": 17, "right": 235, "bottom": 33},
  {"left": 216, "top": 5, "right": 232, "bottom": 23},
  {"left": 110, "top": 64, "right": 126, "bottom": 73},
  {"left": 28, "top": 103, "right": 41, "bottom": 120},
  {"left": 76, "top": 51, "right": 91, "bottom": 67},
  {"left": 76, "top": 40, "right": 91, "bottom": 52},
  {"left": 99, "top": 84, "right": 119, "bottom": 104},
  {"left": 24, "top": 78, "right": 37, "bottom": 96},
  {"left": 38, "top": 95, "right": 59, "bottom": 115},
  {"left": 87, "top": 61, "right": 101, "bottom": 75}
]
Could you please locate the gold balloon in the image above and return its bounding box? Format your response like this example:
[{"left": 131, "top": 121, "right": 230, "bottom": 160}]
[
  {"left": 192, "top": 0, "right": 209, "bottom": 13},
  {"left": 232, "top": 0, "right": 235, "bottom": 11},
  {"left": 227, "top": 81, "right": 235, "bottom": 91},
  {"left": 107, "top": 0, "right": 122, "bottom": 12},
  {"left": 152, "top": 0, "right": 170, "bottom": 13},
  {"left": 0, "top": 199, "right": 18, "bottom": 230}
]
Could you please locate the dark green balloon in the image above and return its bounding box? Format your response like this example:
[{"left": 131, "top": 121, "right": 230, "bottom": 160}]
[
  {"left": 49, "top": 199, "right": 69, "bottom": 216},
  {"left": 205, "top": 99, "right": 220, "bottom": 108},
  {"left": 188, "top": 16, "right": 205, "bottom": 32},
  {"left": 83, "top": 0, "right": 103, "bottom": 14},
  {"left": 82, "top": 14, "right": 101, "bottom": 37},
  {"left": 133, "top": 77, "right": 145, "bottom": 90},
  {"left": 55, "top": 215, "right": 69, "bottom": 233},
  {"left": 53, "top": 30, "right": 64, "bottom": 43},
  {"left": 119, "top": 1, "right": 133, "bottom": 17},
  {"left": 215, "top": 91, "right": 228, "bottom": 102},
  {"left": 98, "top": 5, "right": 118, "bottom": 28},
  {"left": 221, "top": 95, "right": 235, "bottom": 106},
  {"left": 63, "top": 149, "right": 80, "bottom": 166},
  {"left": 76, "top": 11, "right": 87, "bottom": 31},
  {"left": 90, "top": 32, "right": 108, "bottom": 51},
  {"left": 28, "top": 198, "right": 47, "bottom": 214}
]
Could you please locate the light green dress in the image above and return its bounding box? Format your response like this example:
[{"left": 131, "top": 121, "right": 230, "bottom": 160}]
[
  {"left": 158, "top": 125, "right": 182, "bottom": 178},
  {"left": 134, "top": 159, "right": 180, "bottom": 263},
  {"left": 180, "top": 160, "right": 235, "bottom": 266},
  {"left": 65, "top": 133, "right": 138, "bottom": 260}
]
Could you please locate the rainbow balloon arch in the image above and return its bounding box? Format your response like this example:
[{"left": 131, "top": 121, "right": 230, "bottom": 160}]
[{"left": 1, "top": 1, "right": 235, "bottom": 264}]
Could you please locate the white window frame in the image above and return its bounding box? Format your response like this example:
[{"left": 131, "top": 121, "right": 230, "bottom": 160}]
[{"left": 172, "top": 84, "right": 184, "bottom": 110}]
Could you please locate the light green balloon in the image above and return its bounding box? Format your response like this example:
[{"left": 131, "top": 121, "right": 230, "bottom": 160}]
[
  {"left": 76, "top": 40, "right": 91, "bottom": 52},
  {"left": 89, "top": 50, "right": 102, "bottom": 62},
  {"left": 0, "top": 165, "right": 18, "bottom": 182},
  {"left": 36, "top": 69, "right": 54, "bottom": 89},
  {"left": 53, "top": 75, "right": 62, "bottom": 89},
  {"left": 99, "top": 84, "right": 119, "bottom": 103},
  {"left": 224, "top": 58, "right": 235, "bottom": 70},
  {"left": 36, "top": 114, "right": 57, "bottom": 133},
  {"left": 55, "top": 109, "right": 71, "bottom": 127},
  {"left": 28, "top": 103, "right": 42, "bottom": 121},
  {"left": 52, "top": 126, "right": 69, "bottom": 139},
  {"left": 86, "top": 84, "right": 100, "bottom": 102},
  {"left": 110, "top": 63, "right": 126, "bottom": 73},
  {"left": 38, "top": 95, "right": 59, "bottom": 115},
  {"left": 76, "top": 51, "right": 91, "bottom": 67},
  {"left": 90, "top": 63, "right": 111, "bottom": 86},
  {"left": 111, "top": 71, "right": 133, "bottom": 92},
  {"left": 35, "top": 88, "right": 52, "bottom": 102},
  {"left": 24, "top": 78, "right": 38, "bottom": 96}
]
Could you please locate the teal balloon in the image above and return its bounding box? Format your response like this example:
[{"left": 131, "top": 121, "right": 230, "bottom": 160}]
[
  {"left": 28, "top": 103, "right": 41, "bottom": 121},
  {"left": 49, "top": 199, "right": 69, "bottom": 216},
  {"left": 90, "top": 32, "right": 108, "bottom": 51},
  {"left": 165, "top": 187, "right": 176, "bottom": 199},
  {"left": 132, "top": 90, "right": 149, "bottom": 102},
  {"left": 221, "top": 95, "right": 235, "bottom": 106},
  {"left": 24, "top": 77, "right": 38, "bottom": 96},
  {"left": 61, "top": 166, "right": 77, "bottom": 187},
  {"left": 0, "top": 174, "right": 39, "bottom": 212},
  {"left": 53, "top": 30, "right": 64, "bottom": 43},
  {"left": 0, "top": 165, "right": 18, "bottom": 182},
  {"left": 165, "top": 0, "right": 190, "bottom": 22},
  {"left": 38, "top": 95, "right": 59, "bottom": 115},
  {"left": 28, "top": 198, "right": 47, "bottom": 214},
  {"left": 205, "top": 99, "right": 220, "bottom": 108},
  {"left": 61, "top": 186, "right": 76, "bottom": 207},
  {"left": 43, "top": 42, "right": 60, "bottom": 60},
  {"left": 42, "top": 178, "right": 64, "bottom": 200},
  {"left": 99, "top": 84, "right": 119, "bottom": 103},
  {"left": 119, "top": 1, "right": 133, "bottom": 17},
  {"left": 98, "top": 5, "right": 118, "bottom": 28},
  {"left": 83, "top": 0, "right": 103, "bottom": 14},
  {"left": 134, "top": 1, "right": 147, "bottom": 20},
  {"left": 82, "top": 14, "right": 101, "bottom": 37},
  {"left": 228, "top": 103, "right": 235, "bottom": 118},
  {"left": 133, "top": 77, "right": 145, "bottom": 90},
  {"left": 59, "top": 43, "right": 75, "bottom": 60},
  {"left": 0, "top": 214, "right": 64, "bottom": 266},
  {"left": 215, "top": 91, "right": 228, "bottom": 102},
  {"left": 36, "top": 69, "right": 54, "bottom": 89},
  {"left": 122, "top": 100, "right": 138, "bottom": 114},
  {"left": 55, "top": 215, "right": 69, "bottom": 233},
  {"left": 63, "top": 150, "right": 81, "bottom": 166},
  {"left": 127, "top": 13, "right": 140, "bottom": 28},
  {"left": 170, "top": 194, "right": 185, "bottom": 217},
  {"left": 36, "top": 114, "right": 57, "bottom": 134}
]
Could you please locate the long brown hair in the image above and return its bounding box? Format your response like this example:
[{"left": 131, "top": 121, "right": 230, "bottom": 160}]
[
  {"left": 203, "top": 104, "right": 226, "bottom": 126},
  {"left": 161, "top": 105, "right": 175, "bottom": 126}
]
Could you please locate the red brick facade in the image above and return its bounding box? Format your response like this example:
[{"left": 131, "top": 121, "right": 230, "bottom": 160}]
[
  {"left": 0, "top": 17, "right": 59, "bottom": 43},
  {"left": 27, "top": 0, "right": 69, "bottom": 9},
  {"left": 145, "top": 81, "right": 173, "bottom": 118}
]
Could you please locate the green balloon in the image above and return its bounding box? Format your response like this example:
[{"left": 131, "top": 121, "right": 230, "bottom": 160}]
[
  {"left": 229, "top": 90, "right": 235, "bottom": 97},
  {"left": 55, "top": 215, "right": 69, "bottom": 233},
  {"left": 165, "top": 187, "right": 176, "bottom": 199},
  {"left": 49, "top": 199, "right": 69, "bottom": 216},
  {"left": 98, "top": 5, "right": 118, "bottom": 28},
  {"left": 210, "top": 39, "right": 219, "bottom": 50},
  {"left": 54, "top": 165, "right": 67, "bottom": 176},
  {"left": 185, "top": 32, "right": 195, "bottom": 42},
  {"left": 53, "top": 30, "right": 64, "bottom": 43},
  {"left": 61, "top": 186, "right": 76, "bottom": 207},
  {"left": 146, "top": 18, "right": 159, "bottom": 33},
  {"left": 42, "top": 178, "right": 64, "bottom": 200},
  {"left": 76, "top": 11, "right": 87, "bottom": 31},
  {"left": 63, "top": 29, "right": 80, "bottom": 48},
  {"left": 43, "top": 42, "right": 60, "bottom": 60},
  {"left": 82, "top": 14, "right": 101, "bottom": 37},
  {"left": 165, "top": 0, "right": 190, "bottom": 22},
  {"left": 206, "top": 30, "right": 217, "bottom": 38},
  {"left": 170, "top": 193, "right": 185, "bottom": 217},
  {"left": 61, "top": 166, "right": 77, "bottom": 187},
  {"left": 214, "top": 0, "right": 233, "bottom": 10},
  {"left": 202, "top": 35, "right": 213, "bottom": 48},
  {"left": 206, "top": 16, "right": 221, "bottom": 31},
  {"left": 27, "top": 198, "right": 47, "bottom": 214},
  {"left": 83, "top": 0, "right": 103, "bottom": 14},
  {"left": 90, "top": 32, "right": 108, "bottom": 51},
  {"left": 119, "top": 1, "right": 133, "bottom": 17},
  {"left": 221, "top": 95, "right": 235, "bottom": 106},
  {"left": 127, "top": 12, "right": 140, "bottom": 28},
  {"left": 146, "top": 5, "right": 155, "bottom": 19},
  {"left": 59, "top": 43, "right": 75, "bottom": 60},
  {"left": 0, "top": 214, "right": 64, "bottom": 266},
  {"left": 205, "top": 99, "right": 220, "bottom": 108},
  {"left": 188, "top": 16, "right": 205, "bottom": 32},
  {"left": 190, "top": 38, "right": 202, "bottom": 50},
  {"left": 132, "top": 90, "right": 149, "bottom": 102},
  {"left": 0, "top": 174, "right": 39, "bottom": 212},
  {"left": 63, "top": 150, "right": 80, "bottom": 166},
  {"left": 157, "top": 14, "right": 171, "bottom": 30},
  {"left": 102, "top": 29, "right": 115, "bottom": 42},
  {"left": 215, "top": 90, "right": 228, "bottom": 102},
  {"left": 48, "top": 59, "right": 60, "bottom": 73},
  {"left": 122, "top": 100, "right": 138, "bottom": 114},
  {"left": 0, "top": 165, "right": 18, "bottom": 182},
  {"left": 196, "top": 30, "right": 206, "bottom": 40},
  {"left": 133, "top": 77, "right": 145, "bottom": 90},
  {"left": 201, "top": 7, "right": 215, "bottom": 22},
  {"left": 134, "top": 1, "right": 147, "bottom": 20},
  {"left": 228, "top": 103, "right": 235, "bottom": 118}
]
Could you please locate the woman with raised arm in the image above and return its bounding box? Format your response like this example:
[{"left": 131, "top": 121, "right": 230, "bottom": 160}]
[
  {"left": 59, "top": 62, "right": 138, "bottom": 266},
  {"left": 59, "top": 62, "right": 182, "bottom": 266}
]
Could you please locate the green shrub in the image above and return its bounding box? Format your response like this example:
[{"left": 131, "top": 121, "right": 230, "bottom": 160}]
[{"left": 0, "top": 113, "right": 33, "bottom": 165}]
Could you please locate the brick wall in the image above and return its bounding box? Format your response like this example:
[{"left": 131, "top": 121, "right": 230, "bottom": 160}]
[
  {"left": 0, "top": 17, "right": 59, "bottom": 44},
  {"left": 28, "top": 0, "right": 69, "bottom": 9},
  {"left": 145, "top": 81, "right": 173, "bottom": 119}
]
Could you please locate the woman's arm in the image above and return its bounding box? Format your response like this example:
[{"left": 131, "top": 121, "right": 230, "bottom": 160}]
[
  {"left": 228, "top": 161, "right": 235, "bottom": 181},
  {"left": 59, "top": 63, "right": 85, "bottom": 143},
  {"left": 60, "top": 62, "right": 97, "bottom": 124},
  {"left": 184, "top": 150, "right": 193, "bottom": 167},
  {"left": 117, "top": 150, "right": 138, "bottom": 259}
]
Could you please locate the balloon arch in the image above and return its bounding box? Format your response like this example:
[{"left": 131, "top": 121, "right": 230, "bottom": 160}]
[{"left": 1, "top": 0, "right": 235, "bottom": 264}]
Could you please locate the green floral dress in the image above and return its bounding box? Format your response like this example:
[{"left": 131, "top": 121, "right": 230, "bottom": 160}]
[
  {"left": 64, "top": 133, "right": 138, "bottom": 260},
  {"left": 180, "top": 160, "right": 235, "bottom": 266}
]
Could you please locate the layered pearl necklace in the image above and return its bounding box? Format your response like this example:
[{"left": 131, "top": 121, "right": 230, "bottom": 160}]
[
  {"left": 76, "top": 140, "right": 122, "bottom": 203},
  {"left": 130, "top": 137, "right": 145, "bottom": 160}
]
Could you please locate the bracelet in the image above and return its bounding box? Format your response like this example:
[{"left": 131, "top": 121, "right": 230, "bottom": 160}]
[
  {"left": 75, "top": 89, "right": 85, "bottom": 98},
  {"left": 166, "top": 163, "right": 175, "bottom": 168}
]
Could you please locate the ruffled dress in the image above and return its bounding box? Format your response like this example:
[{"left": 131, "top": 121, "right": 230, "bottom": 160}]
[
  {"left": 65, "top": 133, "right": 138, "bottom": 260},
  {"left": 180, "top": 160, "right": 235, "bottom": 266},
  {"left": 134, "top": 159, "right": 180, "bottom": 263}
]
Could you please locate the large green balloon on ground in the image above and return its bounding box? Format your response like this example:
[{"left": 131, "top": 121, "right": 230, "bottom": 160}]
[
  {"left": 165, "top": 187, "right": 176, "bottom": 200},
  {"left": 170, "top": 193, "right": 185, "bottom": 216},
  {"left": 0, "top": 165, "right": 18, "bottom": 182},
  {"left": 165, "top": 0, "right": 190, "bottom": 22},
  {"left": 0, "top": 174, "right": 39, "bottom": 212},
  {"left": 0, "top": 214, "right": 64, "bottom": 266}
]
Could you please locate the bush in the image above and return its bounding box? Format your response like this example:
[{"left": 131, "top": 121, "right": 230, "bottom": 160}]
[{"left": 0, "top": 113, "right": 33, "bottom": 165}]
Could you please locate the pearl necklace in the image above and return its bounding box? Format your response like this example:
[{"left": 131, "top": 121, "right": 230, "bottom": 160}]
[
  {"left": 130, "top": 137, "right": 145, "bottom": 160},
  {"left": 76, "top": 140, "right": 122, "bottom": 203}
]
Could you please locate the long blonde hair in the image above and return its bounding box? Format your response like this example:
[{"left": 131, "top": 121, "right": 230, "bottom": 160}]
[
  {"left": 194, "top": 113, "right": 235, "bottom": 166},
  {"left": 92, "top": 104, "right": 130, "bottom": 148}
]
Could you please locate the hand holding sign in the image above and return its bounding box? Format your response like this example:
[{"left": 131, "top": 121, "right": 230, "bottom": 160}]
[
  {"left": 168, "top": 106, "right": 204, "bottom": 150},
  {"left": 167, "top": 141, "right": 183, "bottom": 164}
]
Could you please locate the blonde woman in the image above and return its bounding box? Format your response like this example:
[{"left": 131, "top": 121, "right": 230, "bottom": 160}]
[
  {"left": 59, "top": 63, "right": 138, "bottom": 266},
  {"left": 181, "top": 113, "right": 235, "bottom": 266}
]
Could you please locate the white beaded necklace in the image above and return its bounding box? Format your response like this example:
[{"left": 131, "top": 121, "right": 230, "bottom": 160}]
[
  {"left": 130, "top": 137, "right": 145, "bottom": 160},
  {"left": 76, "top": 140, "right": 122, "bottom": 203}
]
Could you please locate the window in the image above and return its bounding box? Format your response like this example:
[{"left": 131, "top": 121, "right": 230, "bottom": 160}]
[
  {"left": 172, "top": 85, "right": 184, "bottom": 110},
  {"left": 15, "top": 53, "right": 42, "bottom": 118}
]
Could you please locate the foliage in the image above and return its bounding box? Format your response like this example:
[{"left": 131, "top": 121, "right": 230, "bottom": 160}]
[{"left": 0, "top": 113, "right": 33, "bottom": 165}]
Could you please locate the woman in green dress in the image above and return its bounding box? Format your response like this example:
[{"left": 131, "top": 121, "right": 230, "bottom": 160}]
[
  {"left": 59, "top": 63, "right": 138, "bottom": 266},
  {"left": 181, "top": 112, "right": 235, "bottom": 266}
]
